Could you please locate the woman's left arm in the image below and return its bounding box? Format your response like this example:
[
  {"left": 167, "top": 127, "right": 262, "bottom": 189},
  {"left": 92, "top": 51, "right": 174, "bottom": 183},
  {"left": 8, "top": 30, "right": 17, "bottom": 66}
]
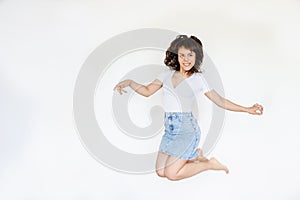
[{"left": 204, "top": 89, "right": 264, "bottom": 115}]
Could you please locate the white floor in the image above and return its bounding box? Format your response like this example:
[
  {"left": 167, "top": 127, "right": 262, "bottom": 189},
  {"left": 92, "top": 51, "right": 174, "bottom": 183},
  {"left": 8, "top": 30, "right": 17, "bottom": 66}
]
[{"left": 1, "top": 0, "right": 300, "bottom": 199}]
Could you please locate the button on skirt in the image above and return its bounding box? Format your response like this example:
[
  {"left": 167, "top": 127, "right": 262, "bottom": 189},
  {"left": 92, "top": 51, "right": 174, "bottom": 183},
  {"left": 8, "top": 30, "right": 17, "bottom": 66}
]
[{"left": 159, "top": 112, "right": 201, "bottom": 160}]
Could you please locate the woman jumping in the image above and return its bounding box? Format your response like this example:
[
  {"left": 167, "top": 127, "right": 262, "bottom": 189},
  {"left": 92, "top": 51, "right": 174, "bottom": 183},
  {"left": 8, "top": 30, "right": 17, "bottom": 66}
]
[{"left": 113, "top": 35, "right": 263, "bottom": 181}]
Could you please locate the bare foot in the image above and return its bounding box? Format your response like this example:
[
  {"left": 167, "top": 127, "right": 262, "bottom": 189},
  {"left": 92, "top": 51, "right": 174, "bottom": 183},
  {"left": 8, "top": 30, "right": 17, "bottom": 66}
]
[
  {"left": 188, "top": 148, "right": 209, "bottom": 163},
  {"left": 209, "top": 157, "right": 229, "bottom": 174}
]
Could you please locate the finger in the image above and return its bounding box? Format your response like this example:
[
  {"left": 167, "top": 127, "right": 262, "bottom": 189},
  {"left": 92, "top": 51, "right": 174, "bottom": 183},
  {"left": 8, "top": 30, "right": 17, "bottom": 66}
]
[
  {"left": 251, "top": 107, "right": 259, "bottom": 114},
  {"left": 257, "top": 104, "right": 263, "bottom": 110},
  {"left": 255, "top": 104, "right": 263, "bottom": 111},
  {"left": 256, "top": 109, "right": 262, "bottom": 115},
  {"left": 120, "top": 87, "right": 124, "bottom": 94},
  {"left": 117, "top": 86, "right": 123, "bottom": 91},
  {"left": 256, "top": 105, "right": 263, "bottom": 111},
  {"left": 118, "top": 88, "right": 122, "bottom": 95},
  {"left": 114, "top": 85, "right": 121, "bottom": 91},
  {"left": 250, "top": 111, "right": 258, "bottom": 115},
  {"left": 254, "top": 111, "right": 261, "bottom": 115}
]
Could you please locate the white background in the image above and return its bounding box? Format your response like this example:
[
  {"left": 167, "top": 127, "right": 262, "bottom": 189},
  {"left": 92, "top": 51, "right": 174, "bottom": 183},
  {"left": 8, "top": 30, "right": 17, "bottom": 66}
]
[{"left": 1, "top": 0, "right": 300, "bottom": 199}]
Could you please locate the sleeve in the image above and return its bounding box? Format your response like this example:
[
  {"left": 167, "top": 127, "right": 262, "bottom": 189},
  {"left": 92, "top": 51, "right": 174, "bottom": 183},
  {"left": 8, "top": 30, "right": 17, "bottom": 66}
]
[
  {"left": 155, "top": 68, "right": 171, "bottom": 82},
  {"left": 198, "top": 73, "right": 212, "bottom": 94}
]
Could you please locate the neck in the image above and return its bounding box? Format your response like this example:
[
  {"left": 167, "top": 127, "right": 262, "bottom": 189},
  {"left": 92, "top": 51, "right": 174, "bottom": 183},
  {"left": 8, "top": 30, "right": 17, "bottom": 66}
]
[{"left": 179, "top": 69, "right": 191, "bottom": 76}]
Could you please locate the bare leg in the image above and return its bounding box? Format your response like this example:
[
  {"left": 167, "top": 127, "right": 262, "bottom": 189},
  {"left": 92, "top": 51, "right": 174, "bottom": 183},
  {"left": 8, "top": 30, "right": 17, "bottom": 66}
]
[
  {"left": 187, "top": 148, "right": 209, "bottom": 163},
  {"left": 164, "top": 156, "right": 229, "bottom": 181},
  {"left": 155, "top": 151, "right": 170, "bottom": 178}
]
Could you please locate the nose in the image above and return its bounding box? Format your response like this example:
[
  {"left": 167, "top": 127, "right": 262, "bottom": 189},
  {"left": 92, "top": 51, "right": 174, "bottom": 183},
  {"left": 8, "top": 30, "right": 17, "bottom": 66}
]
[{"left": 183, "top": 56, "right": 189, "bottom": 62}]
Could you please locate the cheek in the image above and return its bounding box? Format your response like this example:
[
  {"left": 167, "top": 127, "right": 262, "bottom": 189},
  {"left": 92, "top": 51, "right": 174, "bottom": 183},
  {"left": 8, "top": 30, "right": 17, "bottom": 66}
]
[{"left": 191, "top": 57, "right": 196, "bottom": 63}]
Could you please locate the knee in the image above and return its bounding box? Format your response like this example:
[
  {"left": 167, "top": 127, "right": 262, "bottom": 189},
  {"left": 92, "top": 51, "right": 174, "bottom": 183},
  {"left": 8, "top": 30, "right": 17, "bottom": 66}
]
[
  {"left": 164, "top": 169, "right": 180, "bottom": 181},
  {"left": 156, "top": 169, "right": 166, "bottom": 178}
]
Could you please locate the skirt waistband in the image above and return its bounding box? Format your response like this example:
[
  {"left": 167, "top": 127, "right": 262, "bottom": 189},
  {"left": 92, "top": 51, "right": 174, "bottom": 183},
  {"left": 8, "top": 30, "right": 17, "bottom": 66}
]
[{"left": 164, "top": 112, "right": 193, "bottom": 118}]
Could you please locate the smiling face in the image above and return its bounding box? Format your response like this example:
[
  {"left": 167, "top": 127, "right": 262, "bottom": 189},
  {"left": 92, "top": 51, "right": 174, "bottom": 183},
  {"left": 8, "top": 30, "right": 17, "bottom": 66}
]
[{"left": 177, "top": 46, "right": 196, "bottom": 73}]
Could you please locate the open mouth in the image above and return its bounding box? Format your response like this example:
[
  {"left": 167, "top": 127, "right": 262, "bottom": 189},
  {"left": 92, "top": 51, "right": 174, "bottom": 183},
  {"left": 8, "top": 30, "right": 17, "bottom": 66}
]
[{"left": 183, "top": 63, "right": 190, "bottom": 67}]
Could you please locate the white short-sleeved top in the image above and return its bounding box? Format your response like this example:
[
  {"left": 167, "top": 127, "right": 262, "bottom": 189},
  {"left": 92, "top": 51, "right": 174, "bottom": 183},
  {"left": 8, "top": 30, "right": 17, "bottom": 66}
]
[{"left": 156, "top": 68, "right": 212, "bottom": 112}]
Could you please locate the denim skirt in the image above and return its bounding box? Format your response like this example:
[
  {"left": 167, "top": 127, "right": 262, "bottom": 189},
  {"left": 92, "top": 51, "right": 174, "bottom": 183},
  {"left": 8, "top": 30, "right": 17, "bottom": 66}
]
[{"left": 159, "top": 112, "right": 201, "bottom": 160}]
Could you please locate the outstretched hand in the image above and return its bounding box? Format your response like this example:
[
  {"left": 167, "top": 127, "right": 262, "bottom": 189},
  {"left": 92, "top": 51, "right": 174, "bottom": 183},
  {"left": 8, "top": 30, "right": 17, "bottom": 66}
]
[
  {"left": 247, "top": 103, "right": 264, "bottom": 115},
  {"left": 113, "top": 79, "right": 131, "bottom": 95}
]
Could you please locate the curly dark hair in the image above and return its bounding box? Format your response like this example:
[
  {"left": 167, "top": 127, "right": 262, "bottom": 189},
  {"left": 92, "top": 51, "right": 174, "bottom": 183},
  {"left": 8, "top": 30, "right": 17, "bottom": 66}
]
[{"left": 164, "top": 35, "right": 204, "bottom": 73}]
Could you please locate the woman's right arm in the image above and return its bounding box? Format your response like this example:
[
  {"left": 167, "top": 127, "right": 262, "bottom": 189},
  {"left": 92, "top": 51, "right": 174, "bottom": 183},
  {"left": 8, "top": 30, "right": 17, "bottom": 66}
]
[{"left": 113, "top": 79, "right": 162, "bottom": 97}]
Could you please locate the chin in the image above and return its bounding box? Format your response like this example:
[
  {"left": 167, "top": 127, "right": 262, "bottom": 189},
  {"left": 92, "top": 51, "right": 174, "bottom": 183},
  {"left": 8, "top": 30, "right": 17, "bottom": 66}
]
[
  {"left": 180, "top": 64, "right": 193, "bottom": 70},
  {"left": 183, "top": 66, "right": 193, "bottom": 71}
]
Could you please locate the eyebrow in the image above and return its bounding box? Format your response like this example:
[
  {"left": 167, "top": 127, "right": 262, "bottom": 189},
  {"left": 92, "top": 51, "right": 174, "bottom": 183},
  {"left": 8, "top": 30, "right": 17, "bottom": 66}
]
[{"left": 179, "top": 52, "right": 194, "bottom": 55}]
